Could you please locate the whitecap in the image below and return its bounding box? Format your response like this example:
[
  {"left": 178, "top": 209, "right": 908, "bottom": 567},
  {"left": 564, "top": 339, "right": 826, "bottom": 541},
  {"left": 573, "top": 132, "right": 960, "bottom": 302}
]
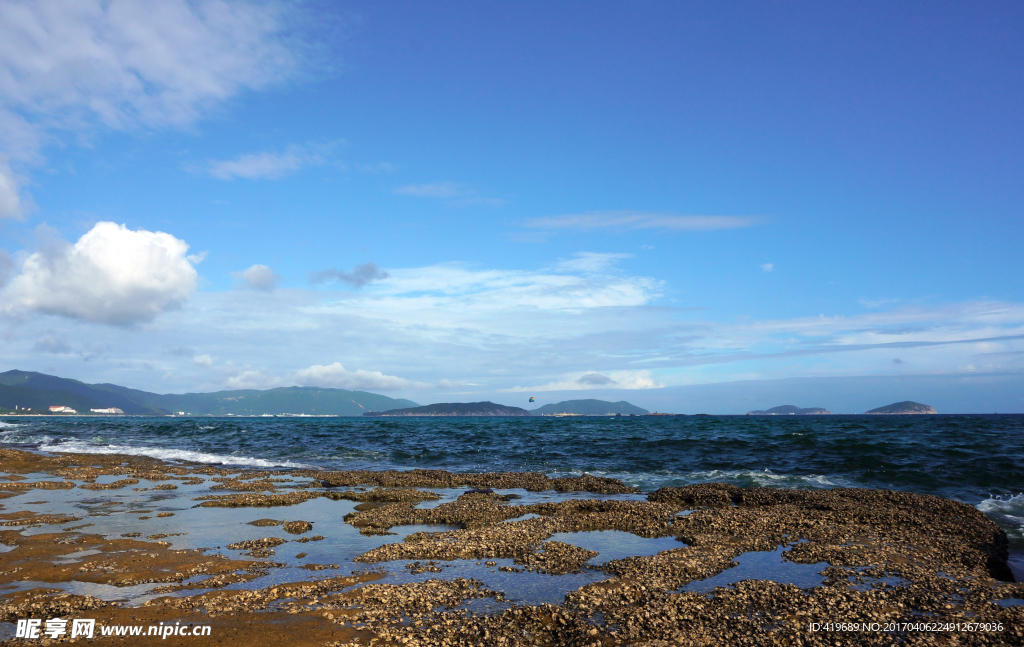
[
  {"left": 977, "top": 494, "right": 1024, "bottom": 538},
  {"left": 38, "top": 439, "right": 311, "bottom": 469},
  {"left": 977, "top": 494, "right": 1024, "bottom": 515},
  {"left": 545, "top": 468, "right": 845, "bottom": 492}
]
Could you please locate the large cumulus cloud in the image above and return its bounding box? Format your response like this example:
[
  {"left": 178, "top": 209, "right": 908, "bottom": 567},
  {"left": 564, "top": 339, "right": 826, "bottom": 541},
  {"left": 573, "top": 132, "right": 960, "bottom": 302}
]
[{"left": 3, "top": 221, "right": 197, "bottom": 325}]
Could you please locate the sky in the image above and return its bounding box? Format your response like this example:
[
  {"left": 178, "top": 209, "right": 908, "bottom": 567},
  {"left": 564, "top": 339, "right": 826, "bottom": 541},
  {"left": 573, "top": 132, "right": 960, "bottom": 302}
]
[{"left": 0, "top": 0, "right": 1022, "bottom": 413}]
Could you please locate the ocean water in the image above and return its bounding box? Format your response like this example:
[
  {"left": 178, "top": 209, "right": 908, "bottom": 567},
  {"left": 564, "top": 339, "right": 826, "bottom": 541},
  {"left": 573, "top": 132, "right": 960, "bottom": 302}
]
[{"left": 2, "top": 414, "right": 1024, "bottom": 557}]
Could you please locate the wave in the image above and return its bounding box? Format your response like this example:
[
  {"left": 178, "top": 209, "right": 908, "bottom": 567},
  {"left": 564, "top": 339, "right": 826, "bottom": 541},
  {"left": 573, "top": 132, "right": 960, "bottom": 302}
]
[
  {"left": 0, "top": 421, "right": 20, "bottom": 429},
  {"left": 977, "top": 494, "right": 1024, "bottom": 538},
  {"left": 38, "top": 439, "right": 312, "bottom": 469},
  {"left": 680, "top": 469, "right": 842, "bottom": 488},
  {"left": 547, "top": 468, "right": 847, "bottom": 491}
]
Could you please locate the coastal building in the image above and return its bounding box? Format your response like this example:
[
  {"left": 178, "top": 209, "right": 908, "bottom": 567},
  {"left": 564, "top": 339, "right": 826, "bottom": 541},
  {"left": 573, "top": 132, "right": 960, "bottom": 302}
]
[
  {"left": 48, "top": 406, "right": 77, "bottom": 413},
  {"left": 90, "top": 407, "right": 124, "bottom": 414}
]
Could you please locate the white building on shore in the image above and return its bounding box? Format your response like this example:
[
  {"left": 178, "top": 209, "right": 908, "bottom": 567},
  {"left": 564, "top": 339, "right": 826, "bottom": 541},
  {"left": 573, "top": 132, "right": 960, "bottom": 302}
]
[
  {"left": 48, "top": 406, "right": 77, "bottom": 413},
  {"left": 90, "top": 408, "right": 124, "bottom": 414}
]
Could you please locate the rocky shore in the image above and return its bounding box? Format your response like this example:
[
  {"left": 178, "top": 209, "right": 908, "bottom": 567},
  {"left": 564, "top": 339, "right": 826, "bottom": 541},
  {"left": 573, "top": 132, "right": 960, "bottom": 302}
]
[{"left": 1, "top": 448, "right": 1022, "bottom": 645}]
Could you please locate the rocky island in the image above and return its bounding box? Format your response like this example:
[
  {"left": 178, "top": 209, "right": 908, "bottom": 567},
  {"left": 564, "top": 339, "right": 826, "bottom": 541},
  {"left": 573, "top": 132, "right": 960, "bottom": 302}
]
[
  {"left": 529, "top": 399, "right": 649, "bottom": 416},
  {"left": 746, "top": 405, "right": 832, "bottom": 415},
  {"left": 865, "top": 401, "right": 937, "bottom": 414},
  {"left": 362, "top": 401, "right": 532, "bottom": 417}
]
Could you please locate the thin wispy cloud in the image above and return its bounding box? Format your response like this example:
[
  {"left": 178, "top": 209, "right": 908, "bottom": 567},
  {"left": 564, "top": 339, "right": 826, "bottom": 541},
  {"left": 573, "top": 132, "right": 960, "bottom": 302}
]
[
  {"left": 555, "top": 252, "right": 633, "bottom": 273},
  {"left": 761, "top": 263, "right": 774, "bottom": 273},
  {"left": 395, "top": 182, "right": 464, "bottom": 198},
  {"left": 526, "top": 211, "right": 759, "bottom": 231},
  {"left": 205, "top": 145, "right": 329, "bottom": 180},
  {"left": 394, "top": 182, "right": 504, "bottom": 206},
  {"left": 0, "top": 0, "right": 301, "bottom": 217}
]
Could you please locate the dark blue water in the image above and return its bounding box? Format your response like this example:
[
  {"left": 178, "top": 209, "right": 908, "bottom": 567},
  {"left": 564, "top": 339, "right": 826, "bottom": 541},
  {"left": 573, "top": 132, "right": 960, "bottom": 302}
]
[{"left": 2, "top": 414, "right": 1024, "bottom": 547}]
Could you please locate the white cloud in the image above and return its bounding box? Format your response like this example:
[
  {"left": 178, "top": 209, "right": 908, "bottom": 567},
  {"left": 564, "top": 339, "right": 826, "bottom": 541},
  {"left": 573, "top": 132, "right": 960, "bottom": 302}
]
[
  {"left": 192, "top": 354, "right": 212, "bottom": 367},
  {"left": 223, "top": 369, "right": 276, "bottom": 390},
  {"left": 761, "top": 263, "right": 774, "bottom": 273},
  {"left": 577, "top": 373, "right": 615, "bottom": 385},
  {"left": 526, "top": 211, "right": 759, "bottom": 231},
  {"left": 0, "top": 156, "right": 23, "bottom": 218},
  {"left": 0, "top": 0, "right": 299, "bottom": 213},
  {"left": 233, "top": 264, "right": 280, "bottom": 291},
  {"left": 508, "top": 371, "right": 659, "bottom": 392},
  {"left": 293, "top": 362, "right": 427, "bottom": 391},
  {"left": 205, "top": 143, "right": 332, "bottom": 180},
  {"left": 2, "top": 221, "right": 197, "bottom": 325},
  {"left": 555, "top": 252, "right": 633, "bottom": 273},
  {"left": 0, "top": 249, "right": 13, "bottom": 286},
  {"left": 0, "top": 0, "right": 295, "bottom": 130}
]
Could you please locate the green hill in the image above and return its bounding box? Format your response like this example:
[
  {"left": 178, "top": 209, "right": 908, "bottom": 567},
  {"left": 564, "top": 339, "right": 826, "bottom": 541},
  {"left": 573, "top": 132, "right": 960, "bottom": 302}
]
[
  {"left": 865, "top": 401, "right": 937, "bottom": 415},
  {"left": 0, "top": 370, "right": 418, "bottom": 416},
  {"left": 529, "top": 399, "right": 649, "bottom": 416}
]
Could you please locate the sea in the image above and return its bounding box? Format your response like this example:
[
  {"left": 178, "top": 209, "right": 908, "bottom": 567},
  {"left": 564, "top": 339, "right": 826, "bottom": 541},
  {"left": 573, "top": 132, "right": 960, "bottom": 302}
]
[{"left": 2, "top": 413, "right": 1024, "bottom": 578}]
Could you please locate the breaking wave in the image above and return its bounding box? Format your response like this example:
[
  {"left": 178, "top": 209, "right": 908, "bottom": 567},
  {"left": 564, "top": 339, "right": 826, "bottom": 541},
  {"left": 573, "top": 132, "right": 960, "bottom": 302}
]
[
  {"left": 547, "top": 468, "right": 848, "bottom": 491},
  {"left": 977, "top": 494, "right": 1024, "bottom": 540},
  {"left": 38, "top": 439, "right": 312, "bottom": 469}
]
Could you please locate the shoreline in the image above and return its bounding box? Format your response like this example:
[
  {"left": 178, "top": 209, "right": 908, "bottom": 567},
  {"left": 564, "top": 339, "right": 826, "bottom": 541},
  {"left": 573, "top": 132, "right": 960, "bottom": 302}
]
[{"left": 1, "top": 447, "right": 1022, "bottom": 645}]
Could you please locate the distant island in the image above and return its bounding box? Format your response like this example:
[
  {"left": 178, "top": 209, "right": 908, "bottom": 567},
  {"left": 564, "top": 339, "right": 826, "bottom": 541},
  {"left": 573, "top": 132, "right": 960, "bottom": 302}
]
[
  {"left": 363, "top": 401, "right": 531, "bottom": 417},
  {"left": 865, "top": 401, "right": 937, "bottom": 415},
  {"left": 530, "top": 399, "right": 649, "bottom": 416},
  {"left": 0, "top": 370, "right": 418, "bottom": 416},
  {"left": 747, "top": 405, "right": 832, "bottom": 415}
]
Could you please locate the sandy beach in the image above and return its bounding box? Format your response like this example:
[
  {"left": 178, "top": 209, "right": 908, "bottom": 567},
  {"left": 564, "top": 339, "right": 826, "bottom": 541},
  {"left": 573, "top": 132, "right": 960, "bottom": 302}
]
[{"left": 1, "top": 447, "right": 1022, "bottom": 646}]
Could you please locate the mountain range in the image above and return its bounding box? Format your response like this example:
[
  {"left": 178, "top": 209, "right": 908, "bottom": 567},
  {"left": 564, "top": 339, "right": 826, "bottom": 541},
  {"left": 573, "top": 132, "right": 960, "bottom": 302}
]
[{"left": 0, "top": 370, "right": 418, "bottom": 416}]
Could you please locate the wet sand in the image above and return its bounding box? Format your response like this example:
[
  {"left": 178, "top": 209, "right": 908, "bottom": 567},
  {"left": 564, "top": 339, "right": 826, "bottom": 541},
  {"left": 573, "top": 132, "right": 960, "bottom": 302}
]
[{"left": 1, "top": 448, "right": 1022, "bottom": 645}]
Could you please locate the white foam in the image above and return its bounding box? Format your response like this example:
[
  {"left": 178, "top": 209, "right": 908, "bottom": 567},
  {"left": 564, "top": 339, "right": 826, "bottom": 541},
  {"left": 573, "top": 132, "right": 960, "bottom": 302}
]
[
  {"left": 977, "top": 494, "right": 1024, "bottom": 515},
  {"left": 0, "top": 421, "right": 20, "bottom": 429},
  {"left": 680, "top": 469, "right": 840, "bottom": 488},
  {"left": 977, "top": 494, "right": 1024, "bottom": 537},
  {"left": 38, "top": 440, "right": 311, "bottom": 469},
  {"left": 545, "top": 468, "right": 844, "bottom": 492}
]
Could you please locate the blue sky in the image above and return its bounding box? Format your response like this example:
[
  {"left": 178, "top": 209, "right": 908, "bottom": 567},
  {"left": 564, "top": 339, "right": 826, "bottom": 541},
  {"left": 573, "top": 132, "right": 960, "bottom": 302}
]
[{"left": 0, "top": 0, "right": 1022, "bottom": 412}]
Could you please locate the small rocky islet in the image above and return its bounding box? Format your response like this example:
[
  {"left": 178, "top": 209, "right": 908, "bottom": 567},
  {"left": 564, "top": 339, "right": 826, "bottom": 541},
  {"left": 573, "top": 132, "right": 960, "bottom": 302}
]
[{"left": 0, "top": 448, "right": 1020, "bottom": 646}]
